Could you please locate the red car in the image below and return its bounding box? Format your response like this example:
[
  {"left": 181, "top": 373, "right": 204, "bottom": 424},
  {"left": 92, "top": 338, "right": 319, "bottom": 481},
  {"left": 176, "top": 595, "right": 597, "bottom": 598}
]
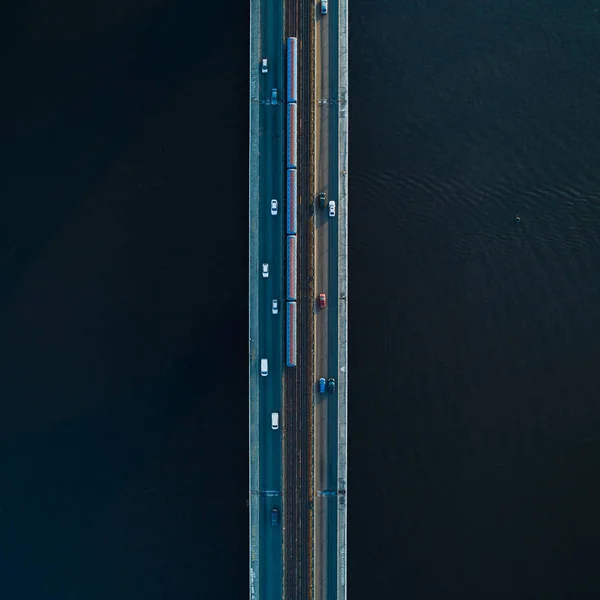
[{"left": 319, "top": 293, "right": 326, "bottom": 309}]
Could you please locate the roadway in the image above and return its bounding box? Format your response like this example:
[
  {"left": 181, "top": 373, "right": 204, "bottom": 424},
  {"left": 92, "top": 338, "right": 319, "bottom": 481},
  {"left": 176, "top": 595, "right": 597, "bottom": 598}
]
[
  {"left": 257, "top": 0, "right": 285, "bottom": 597},
  {"left": 314, "top": 0, "right": 340, "bottom": 598}
]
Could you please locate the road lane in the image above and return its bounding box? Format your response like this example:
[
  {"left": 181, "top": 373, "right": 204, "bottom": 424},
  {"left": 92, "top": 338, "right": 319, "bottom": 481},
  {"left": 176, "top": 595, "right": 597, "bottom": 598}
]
[
  {"left": 257, "top": 0, "right": 285, "bottom": 598},
  {"left": 313, "top": 4, "right": 334, "bottom": 599}
]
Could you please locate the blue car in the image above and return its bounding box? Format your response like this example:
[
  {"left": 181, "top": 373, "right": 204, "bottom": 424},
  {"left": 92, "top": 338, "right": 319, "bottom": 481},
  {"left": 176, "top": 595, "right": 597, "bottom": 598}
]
[
  {"left": 319, "top": 378, "right": 326, "bottom": 394},
  {"left": 271, "top": 508, "right": 280, "bottom": 526}
]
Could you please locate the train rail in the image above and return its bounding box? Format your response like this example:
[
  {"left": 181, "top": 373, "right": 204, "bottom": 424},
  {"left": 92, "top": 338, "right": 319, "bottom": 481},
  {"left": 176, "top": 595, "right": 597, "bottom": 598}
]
[{"left": 283, "top": 0, "right": 312, "bottom": 598}]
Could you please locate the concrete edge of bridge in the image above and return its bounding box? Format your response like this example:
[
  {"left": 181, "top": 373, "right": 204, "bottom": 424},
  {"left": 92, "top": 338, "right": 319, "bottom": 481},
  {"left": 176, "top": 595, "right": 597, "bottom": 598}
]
[
  {"left": 336, "top": 0, "right": 349, "bottom": 596},
  {"left": 248, "top": 0, "right": 262, "bottom": 598}
]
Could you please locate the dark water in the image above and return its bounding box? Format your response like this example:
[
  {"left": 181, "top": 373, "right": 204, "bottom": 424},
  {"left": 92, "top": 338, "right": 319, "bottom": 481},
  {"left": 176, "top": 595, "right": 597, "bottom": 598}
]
[
  {"left": 350, "top": 0, "right": 600, "bottom": 598},
  {"left": 2, "top": 0, "right": 600, "bottom": 598},
  {"left": 0, "top": 1, "right": 249, "bottom": 598}
]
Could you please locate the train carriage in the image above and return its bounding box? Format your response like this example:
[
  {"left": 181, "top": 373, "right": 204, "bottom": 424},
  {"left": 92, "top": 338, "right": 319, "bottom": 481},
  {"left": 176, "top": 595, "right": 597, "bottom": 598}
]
[
  {"left": 287, "top": 103, "right": 297, "bottom": 170},
  {"left": 287, "top": 37, "right": 298, "bottom": 104},
  {"left": 286, "top": 301, "right": 297, "bottom": 367},
  {"left": 287, "top": 169, "right": 297, "bottom": 235},
  {"left": 286, "top": 235, "right": 297, "bottom": 301}
]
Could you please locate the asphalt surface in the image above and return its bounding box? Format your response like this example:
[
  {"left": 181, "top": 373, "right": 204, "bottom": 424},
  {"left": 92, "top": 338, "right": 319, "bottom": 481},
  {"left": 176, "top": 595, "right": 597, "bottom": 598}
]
[
  {"left": 314, "top": 0, "right": 340, "bottom": 598},
  {"left": 257, "top": 0, "right": 285, "bottom": 597}
]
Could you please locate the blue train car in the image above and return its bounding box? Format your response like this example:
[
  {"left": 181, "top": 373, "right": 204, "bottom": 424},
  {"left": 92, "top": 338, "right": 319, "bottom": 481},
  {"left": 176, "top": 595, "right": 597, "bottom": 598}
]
[
  {"left": 286, "top": 301, "right": 297, "bottom": 367},
  {"left": 286, "top": 235, "right": 297, "bottom": 301},
  {"left": 287, "top": 37, "right": 298, "bottom": 104},
  {"left": 287, "top": 103, "right": 297, "bottom": 170},
  {"left": 287, "top": 169, "right": 297, "bottom": 235}
]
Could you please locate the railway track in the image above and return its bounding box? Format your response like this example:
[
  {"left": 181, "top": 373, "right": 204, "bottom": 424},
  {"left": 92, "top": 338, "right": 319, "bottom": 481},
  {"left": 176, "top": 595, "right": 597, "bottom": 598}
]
[
  {"left": 298, "top": 0, "right": 312, "bottom": 598},
  {"left": 284, "top": 0, "right": 312, "bottom": 598}
]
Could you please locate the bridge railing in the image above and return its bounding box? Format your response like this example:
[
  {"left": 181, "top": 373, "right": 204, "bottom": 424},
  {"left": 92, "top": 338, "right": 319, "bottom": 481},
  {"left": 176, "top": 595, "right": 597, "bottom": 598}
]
[{"left": 337, "top": 0, "right": 349, "bottom": 597}]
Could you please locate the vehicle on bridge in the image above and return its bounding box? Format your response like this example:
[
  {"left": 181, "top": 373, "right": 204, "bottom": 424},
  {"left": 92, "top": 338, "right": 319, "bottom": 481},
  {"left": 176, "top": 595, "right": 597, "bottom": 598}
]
[
  {"left": 261, "top": 359, "right": 268, "bottom": 376},
  {"left": 328, "top": 200, "right": 336, "bottom": 217},
  {"left": 286, "top": 236, "right": 297, "bottom": 301},
  {"left": 319, "top": 378, "right": 326, "bottom": 394},
  {"left": 287, "top": 103, "right": 297, "bottom": 170},
  {"left": 287, "top": 169, "right": 297, "bottom": 235},
  {"left": 286, "top": 301, "right": 297, "bottom": 367},
  {"left": 321, "top": 0, "right": 328, "bottom": 14},
  {"left": 271, "top": 88, "right": 278, "bottom": 105},
  {"left": 287, "top": 37, "right": 298, "bottom": 103},
  {"left": 272, "top": 299, "right": 279, "bottom": 314},
  {"left": 271, "top": 198, "right": 278, "bottom": 215},
  {"left": 271, "top": 507, "right": 280, "bottom": 526},
  {"left": 319, "top": 293, "right": 327, "bottom": 309},
  {"left": 328, "top": 378, "right": 336, "bottom": 394},
  {"left": 262, "top": 263, "right": 269, "bottom": 277},
  {"left": 319, "top": 192, "right": 326, "bottom": 209},
  {"left": 261, "top": 58, "right": 268, "bottom": 74},
  {"left": 271, "top": 412, "right": 279, "bottom": 430}
]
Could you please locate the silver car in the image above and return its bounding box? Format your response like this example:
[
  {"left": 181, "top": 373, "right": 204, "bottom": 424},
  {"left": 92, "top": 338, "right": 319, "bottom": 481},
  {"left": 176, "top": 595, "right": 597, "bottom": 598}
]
[
  {"left": 272, "top": 299, "right": 278, "bottom": 314},
  {"left": 271, "top": 199, "right": 278, "bottom": 215},
  {"left": 262, "top": 263, "right": 269, "bottom": 278},
  {"left": 328, "top": 200, "right": 336, "bottom": 217},
  {"left": 261, "top": 58, "right": 268, "bottom": 74}
]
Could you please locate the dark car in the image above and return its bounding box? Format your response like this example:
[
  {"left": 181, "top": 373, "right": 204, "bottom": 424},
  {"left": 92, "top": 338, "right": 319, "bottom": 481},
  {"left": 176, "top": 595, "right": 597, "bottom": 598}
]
[
  {"left": 328, "top": 378, "right": 336, "bottom": 394},
  {"left": 319, "top": 192, "right": 326, "bottom": 208},
  {"left": 271, "top": 507, "right": 280, "bottom": 526}
]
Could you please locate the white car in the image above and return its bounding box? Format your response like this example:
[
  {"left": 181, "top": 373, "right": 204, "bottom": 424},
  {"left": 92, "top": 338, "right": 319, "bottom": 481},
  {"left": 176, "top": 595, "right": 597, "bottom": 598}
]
[
  {"left": 261, "top": 58, "right": 268, "bottom": 74},
  {"left": 321, "top": 0, "right": 328, "bottom": 14},
  {"left": 262, "top": 263, "right": 269, "bottom": 278},
  {"left": 272, "top": 299, "right": 278, "bottom": 314},
  {"left": 328, "top": 200, "right": 336, "bottom": 217},
  {"left": 271, "top": 199, "right": 278, "bottom": 215}
]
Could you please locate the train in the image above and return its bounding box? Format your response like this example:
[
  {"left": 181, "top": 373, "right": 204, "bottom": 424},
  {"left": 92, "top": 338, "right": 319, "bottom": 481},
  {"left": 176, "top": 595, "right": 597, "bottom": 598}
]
[{"left": 286, "top": 38, "right": 298, "bottom": 368}]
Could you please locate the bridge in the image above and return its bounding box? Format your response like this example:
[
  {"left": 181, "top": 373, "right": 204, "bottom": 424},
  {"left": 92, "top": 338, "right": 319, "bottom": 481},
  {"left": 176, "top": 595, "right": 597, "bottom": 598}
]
[{"left": 248, "top": 0, "right": 348, "bottom": 598}]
